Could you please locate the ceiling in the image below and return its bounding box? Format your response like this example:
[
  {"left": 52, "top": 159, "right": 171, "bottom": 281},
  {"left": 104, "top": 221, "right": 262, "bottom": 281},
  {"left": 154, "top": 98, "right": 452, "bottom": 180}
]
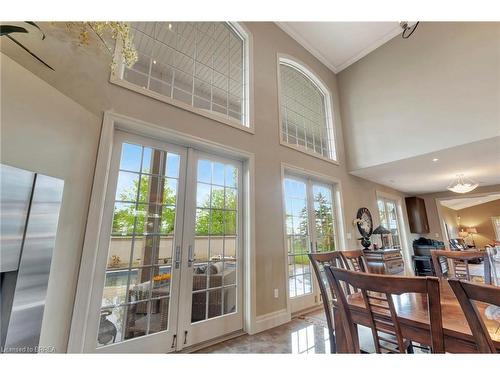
[
  {"left": 351, "top": 136, "right": 500, "bottom": 195},
  {"left": 276, "top": 22, "right": 405, "bottom": 73},
  {"left": 440, "top": 194, "right": 500, "bottom": 211}
]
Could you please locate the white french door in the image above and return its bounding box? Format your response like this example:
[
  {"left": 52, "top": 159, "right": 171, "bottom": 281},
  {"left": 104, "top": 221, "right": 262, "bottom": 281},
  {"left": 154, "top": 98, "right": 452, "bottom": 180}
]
[
  {"left": 377, "top": 197, "right": 402, "bottom": 249},
  {"left": 84, "top": 131, "right": 243, "bottom": 352},
  {"left": 283, "top": 174, "right": 338, "bottom": 313},
  {"left": 177, "top": 150, "right": 243, "bottom": 347}
]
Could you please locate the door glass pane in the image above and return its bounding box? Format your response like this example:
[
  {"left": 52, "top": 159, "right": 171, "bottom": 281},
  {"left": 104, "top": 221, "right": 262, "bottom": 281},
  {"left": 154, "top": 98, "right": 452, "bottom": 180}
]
[
  {"left": 191, "top": 158, "right": 239, "bottom": 323},
  {"left": 98, "top": 142, "right": 181, "bottom": 347},
  {"left": 377, "top": 198, "right": 401, "bottom": 249},
  {"left": 312, "top": 184, "right": 335, "bottom": 252},
  {"left": 284, "top": 177, "right": 311, "bottom": 298}
]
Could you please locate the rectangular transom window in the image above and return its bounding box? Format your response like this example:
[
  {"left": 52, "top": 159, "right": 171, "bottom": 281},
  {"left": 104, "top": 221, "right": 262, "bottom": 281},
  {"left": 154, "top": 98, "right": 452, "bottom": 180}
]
[
  {"left": 119, "top": 22, "right": 247, "bottom": 127},
  {"left": 279, "top": 59, "right": 336, "bottom": 161}
]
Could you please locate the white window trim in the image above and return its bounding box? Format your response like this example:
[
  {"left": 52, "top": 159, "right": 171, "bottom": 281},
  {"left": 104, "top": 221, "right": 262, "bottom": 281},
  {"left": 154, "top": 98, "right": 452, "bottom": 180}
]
[
  {"left": 276, "top": 54, "right": 339, "bottom": 165},
  {"left": 67, "top": 111, "right": 256, "bottom": 351},
  {"left": 110, "top": 22, "right": 255, "bottom": 134},
  {"left": 280, "top": 162, "right": 347, "bottom": 316}
]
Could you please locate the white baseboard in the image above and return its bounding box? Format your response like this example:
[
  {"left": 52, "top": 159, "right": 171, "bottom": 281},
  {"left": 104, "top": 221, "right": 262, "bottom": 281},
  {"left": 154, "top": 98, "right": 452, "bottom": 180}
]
[{"left": 251, "top": 308, "right": 291, "bottom": 334}]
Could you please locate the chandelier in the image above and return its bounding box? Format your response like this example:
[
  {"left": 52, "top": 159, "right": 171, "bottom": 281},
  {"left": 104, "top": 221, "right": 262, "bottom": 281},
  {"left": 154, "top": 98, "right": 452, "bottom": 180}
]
[{"left": 447, "top": 174, "right": 479, "bottom": 194}]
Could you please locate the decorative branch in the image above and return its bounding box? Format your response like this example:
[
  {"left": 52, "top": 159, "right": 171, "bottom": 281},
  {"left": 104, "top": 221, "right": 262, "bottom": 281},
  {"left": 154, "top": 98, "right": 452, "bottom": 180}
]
[{"left": 65, "top": 22, "right": 138, "bottom": 72}]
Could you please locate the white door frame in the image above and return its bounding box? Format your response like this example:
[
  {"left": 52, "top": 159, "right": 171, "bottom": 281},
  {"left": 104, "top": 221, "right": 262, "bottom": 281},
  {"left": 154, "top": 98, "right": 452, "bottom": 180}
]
[
  {"left": 68, "top": 111, "right": 256, "bottom": 352},
  {"left": 280, "top": 163, "right": 347, "bottom": 316}
]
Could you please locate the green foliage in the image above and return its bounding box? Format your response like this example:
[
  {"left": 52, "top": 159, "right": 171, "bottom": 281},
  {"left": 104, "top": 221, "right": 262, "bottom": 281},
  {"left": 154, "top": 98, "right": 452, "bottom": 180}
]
[
  {"left": 195, "top": 188, "right": 236, "bottom": 236},
  {"left": 112, "top": 175, "right": 175, "bottom": 236},
  {"left": 293, "top": 191, "right": 335, "bottom": 254},
  {"left": 112, "top": 175, "right": 237, "bottom": 236}
]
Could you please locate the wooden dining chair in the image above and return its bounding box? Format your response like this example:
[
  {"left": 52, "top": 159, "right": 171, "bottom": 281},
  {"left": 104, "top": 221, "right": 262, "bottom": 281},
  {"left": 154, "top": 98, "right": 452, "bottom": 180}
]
[
  {"left": 340, "top": 249, "right": 369, "bottom": 273},
  {"left": 308, "top": 252, "right": 345, "bottom": 353},
  {"left": 430, "top": 250, "right": 485, "bottom": 281},
  {"left": 325, "top": 266, "right": 445, "bottom": 353},
  {"left": 448, "top": 279, "right": 500, "bottom": 353}
]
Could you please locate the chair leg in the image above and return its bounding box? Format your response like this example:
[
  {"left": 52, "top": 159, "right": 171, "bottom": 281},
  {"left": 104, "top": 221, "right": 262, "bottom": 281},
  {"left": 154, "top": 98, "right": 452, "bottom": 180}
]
[
  {"left": 329, "top": 331, "right": 337, "bottom": 353},
  {"left": 406, "top": 341, "right": 414, "bottom": 354}
]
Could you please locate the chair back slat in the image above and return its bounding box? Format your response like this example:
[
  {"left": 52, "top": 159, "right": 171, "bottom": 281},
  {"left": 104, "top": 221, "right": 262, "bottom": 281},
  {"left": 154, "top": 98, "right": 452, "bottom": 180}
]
[
  {"left": 431, "top": 250, "right": 484, "bottom": 281},
  {"left": 340, "top": 249, "right": 369, "bottom": 273},
  {"left": 448, "top": 279, "right": 500, "bottom": 353},
  {"left": 325, "top": 266, "right": 445, "bottom": 353}
]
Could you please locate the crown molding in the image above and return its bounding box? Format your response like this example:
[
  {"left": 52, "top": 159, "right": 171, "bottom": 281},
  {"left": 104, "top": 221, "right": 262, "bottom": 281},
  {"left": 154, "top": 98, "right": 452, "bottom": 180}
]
[
  {"left": 276, "top": 22, "right": 404, "bottom": 75},
  {"left": 276, "top": 22, "right": 340, "bottom": 74}
]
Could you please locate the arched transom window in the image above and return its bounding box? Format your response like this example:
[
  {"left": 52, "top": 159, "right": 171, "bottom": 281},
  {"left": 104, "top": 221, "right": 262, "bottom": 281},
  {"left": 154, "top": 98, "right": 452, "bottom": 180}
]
[
  {"left": 279, "top": 58, "right": 336, "bottom": 161},
  {"left": 120, "top": 22, "right": 247, "bottom": 127}
]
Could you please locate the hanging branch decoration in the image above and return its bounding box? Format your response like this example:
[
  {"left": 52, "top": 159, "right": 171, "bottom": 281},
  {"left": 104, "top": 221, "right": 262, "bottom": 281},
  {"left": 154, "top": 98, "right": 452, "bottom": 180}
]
[{"left": 65, "top": 22, "right": 138, "bottom": 72}]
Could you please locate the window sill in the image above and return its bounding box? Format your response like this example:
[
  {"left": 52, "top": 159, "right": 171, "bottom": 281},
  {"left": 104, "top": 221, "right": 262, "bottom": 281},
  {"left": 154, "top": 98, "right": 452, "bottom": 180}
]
[
  {"left": 110, "top": 75, "right": 255, "bottom": 135},
  {"left": 279, "top": 140, "right": 339, "bottom": 166}
]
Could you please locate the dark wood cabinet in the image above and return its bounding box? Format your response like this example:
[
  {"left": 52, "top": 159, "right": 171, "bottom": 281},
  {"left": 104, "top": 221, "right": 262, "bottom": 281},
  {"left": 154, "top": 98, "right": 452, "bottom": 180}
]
[
  {"left": 405, "top": 197, "right": 430, "bottom": 234},
  {"left": 363, "top": 249, "right": 405, "bottom": 275}
]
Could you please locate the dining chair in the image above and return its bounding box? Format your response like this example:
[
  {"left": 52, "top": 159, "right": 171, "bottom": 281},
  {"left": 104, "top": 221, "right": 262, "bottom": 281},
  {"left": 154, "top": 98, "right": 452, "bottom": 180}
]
[
  {"left": 340, "top": 249, "right": 369, "bottom": 273},
  {"left": 308, "top": 251, "right": 345, "bottom": 353},
  {"left": 448, "top": 279, "right": 500, "bottom": 353},
  {"left": 325, "top": 266, "right": 445, "bottom": 353},
  {"left": 430, "top": 249, "right": 485, "bottom": 282}
]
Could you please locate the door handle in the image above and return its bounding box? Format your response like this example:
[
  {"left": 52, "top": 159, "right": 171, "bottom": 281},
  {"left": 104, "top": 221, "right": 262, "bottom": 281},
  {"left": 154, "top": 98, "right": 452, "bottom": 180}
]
[
  {"left": 187, "top": 245, "right": 194, "bottom": 267},
  {"left": 174, "top": 245, "right": 181, "bottom": 269}
]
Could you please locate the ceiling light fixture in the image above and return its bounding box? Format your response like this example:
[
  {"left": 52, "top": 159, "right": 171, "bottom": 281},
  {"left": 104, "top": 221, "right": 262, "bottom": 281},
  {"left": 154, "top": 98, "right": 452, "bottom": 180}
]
[
  {"left": 432, "top": 158, "right": 439, "bottom": 162},
  {"left": 447, "top": 174, "right": 479, "bottom": 194},
  {"left": 400, "top": 21, "right": 420, "bottom": 39}
]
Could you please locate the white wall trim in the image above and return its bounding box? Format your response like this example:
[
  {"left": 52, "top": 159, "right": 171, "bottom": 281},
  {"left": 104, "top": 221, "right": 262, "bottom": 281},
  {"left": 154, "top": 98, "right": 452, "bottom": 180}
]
[
  {"left": 252, "top": 309, "right": 291, "bottom": 334},
  {"left": 275, "top": 22, "right": 403, "bottom": 74},
  {"left": 68, "top": 111, "right": 256, "bottom": 352},
  {"left": 275, "top": 23, "right": 340, "bottom": 74}
]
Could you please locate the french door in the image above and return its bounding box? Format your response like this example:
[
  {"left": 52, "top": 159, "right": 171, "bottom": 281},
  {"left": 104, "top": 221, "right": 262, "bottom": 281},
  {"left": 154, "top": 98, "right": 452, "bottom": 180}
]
[
  {"left": 283, "top": 174, "right": 338, "bottom": 313},
  {"left": 85, "top": 131, "right": 243, "bottom": 352},
  {"left": 377, "top": 197, "right": 402, "bottom": 249}
]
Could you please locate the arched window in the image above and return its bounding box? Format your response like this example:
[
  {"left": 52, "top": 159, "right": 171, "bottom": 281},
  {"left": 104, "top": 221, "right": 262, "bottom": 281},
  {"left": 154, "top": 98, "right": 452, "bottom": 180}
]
[
  {"left": 117, "top": 22, "right": 249, "bottom": 128},
  {"left": 278, "top": 57, "right": 336, "bottom": 161}
]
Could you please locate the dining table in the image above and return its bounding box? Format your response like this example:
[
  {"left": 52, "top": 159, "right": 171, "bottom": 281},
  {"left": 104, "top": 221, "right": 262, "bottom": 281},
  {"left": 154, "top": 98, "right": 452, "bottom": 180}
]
[{"left": 333, "top": 280, "right": 500, "bottom": 353}]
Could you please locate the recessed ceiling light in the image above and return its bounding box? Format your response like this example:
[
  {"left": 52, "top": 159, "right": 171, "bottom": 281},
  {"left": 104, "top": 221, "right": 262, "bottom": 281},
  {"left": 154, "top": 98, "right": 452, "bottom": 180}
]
[
  {"left": 432, "top": 158, "right": 439, "bottom": 162},
  {"left": 153, "top": 60, "right": 157, "bottom": 64}
]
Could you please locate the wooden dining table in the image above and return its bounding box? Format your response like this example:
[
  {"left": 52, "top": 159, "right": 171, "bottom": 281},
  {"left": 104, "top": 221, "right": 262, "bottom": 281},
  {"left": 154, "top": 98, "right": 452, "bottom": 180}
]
[{"left": 333, "top": 280, "right": 500, "bottom": 353}]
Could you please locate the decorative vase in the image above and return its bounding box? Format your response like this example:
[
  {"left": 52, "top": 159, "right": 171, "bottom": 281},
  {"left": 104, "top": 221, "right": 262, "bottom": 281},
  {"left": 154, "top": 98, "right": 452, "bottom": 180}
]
[{"left": 360, "top": 237, "right": 371, "bottom": 250}]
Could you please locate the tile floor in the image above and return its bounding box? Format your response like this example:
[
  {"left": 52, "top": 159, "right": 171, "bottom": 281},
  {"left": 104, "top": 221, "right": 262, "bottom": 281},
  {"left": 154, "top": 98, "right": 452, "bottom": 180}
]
[{"left": 195, "top": 309, "right": 394, "bottom": 354}]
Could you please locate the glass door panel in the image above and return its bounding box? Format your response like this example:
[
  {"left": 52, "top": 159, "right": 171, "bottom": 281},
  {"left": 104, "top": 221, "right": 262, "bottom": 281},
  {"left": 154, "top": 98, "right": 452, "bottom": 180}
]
[
  {"left": 178, "top": 151, "right": 243, "bottom": 348},
  {"left": 95, "top": 138, "right": 185, "bottom": 352},
  {"left": 284, "top": 177, "right": 312, "bottom": 299},
  {"left": 312, "top": 184, "right": 336, "bottom": 253}
]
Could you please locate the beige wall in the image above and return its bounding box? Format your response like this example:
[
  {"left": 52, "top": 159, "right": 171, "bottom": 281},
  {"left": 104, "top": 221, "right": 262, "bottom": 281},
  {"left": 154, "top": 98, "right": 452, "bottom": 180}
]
[
  {"left": 1, "top": 22, "right": 408, "bottom": 351},
  {"left": 415, "top": 185, "right": 500, "bottom": 246},
  {"left": 456, "top": 199, "right": 500, "bottom": 249},
  {"left": 1, "top": 54, "right": 101, "bottom": 351},
  {"left": 338, "top": 22, "right": 500, "bottom": 171}
]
